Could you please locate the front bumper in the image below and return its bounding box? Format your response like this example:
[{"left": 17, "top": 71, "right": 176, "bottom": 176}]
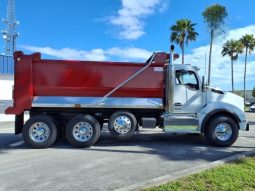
[
  {"left": 246, "top": 123, "right": 249, "bottom": 131},
  {"left": 239, "top": 120, "right": 249, "bottom": 131}
]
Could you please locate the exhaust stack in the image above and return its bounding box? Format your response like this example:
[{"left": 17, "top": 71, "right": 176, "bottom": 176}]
[{"left": 167, "top": 45, "right": 175, "bottom": 113}]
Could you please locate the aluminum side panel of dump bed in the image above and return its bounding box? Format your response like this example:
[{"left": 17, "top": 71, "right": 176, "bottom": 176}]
[{"left": 32, "top": 96, "right": 163, "bottom": 109}]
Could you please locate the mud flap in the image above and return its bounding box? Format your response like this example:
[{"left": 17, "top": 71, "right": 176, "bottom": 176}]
[{"left": 15, "top": 112, "right": 24, "bottom": 135}]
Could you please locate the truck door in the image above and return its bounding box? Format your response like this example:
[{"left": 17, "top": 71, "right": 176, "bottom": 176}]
[{"left": 173, "top": 70, "right": 205, "bottom": 113}]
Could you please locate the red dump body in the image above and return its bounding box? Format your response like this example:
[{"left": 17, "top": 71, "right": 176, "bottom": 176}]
[{"left": 6, "top": 52, "right": 168, "bottom": 115}]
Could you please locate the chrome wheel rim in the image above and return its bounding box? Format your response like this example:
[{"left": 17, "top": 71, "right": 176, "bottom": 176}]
[
  {"left": 73, "top": 122, "right": 93, "bottom": 142},
  {"left": 113, "top": 116, "right": 132, "bottom": 134},
  {"left": 215, "top": 123, "right": 232, "bottom": 141},
  {"left": 29, "top": 122, "right": 50, "bottom": 143}
]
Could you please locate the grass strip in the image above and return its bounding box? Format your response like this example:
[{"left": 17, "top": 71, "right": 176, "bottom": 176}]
[{"left": 146, "top": 157, "right": 255, "bottom": 191}]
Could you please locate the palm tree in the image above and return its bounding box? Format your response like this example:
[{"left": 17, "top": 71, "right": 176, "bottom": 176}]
[
  {"left": 170, "top": 19, "right": 198, "bottom": 64},
  {"left": 202, "top": 4, "right": 228, "bottom": 85},
  {"left": 240, "top": 34, "right": 255, "bottom": 104},
  {"left": 221, "top": 40, "right": 243, "bottom": 92}
]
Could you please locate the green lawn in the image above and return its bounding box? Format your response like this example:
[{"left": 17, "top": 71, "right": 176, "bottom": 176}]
[
  {"left": 146, "top": 157, "right": 255, "bottom": 191},
  {"left": 245, "top": 105, "right": 250, "bottom": 112}
]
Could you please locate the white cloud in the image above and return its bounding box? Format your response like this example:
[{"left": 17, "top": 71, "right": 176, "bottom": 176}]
[
  {"left": 106, "top": 47, "right": 151, "bottom": 60},
  {"left": 185, "top": 25, "right": 255, "bottom": 90},
  {"left": 20, "top": 46, "right": 107, "bottom": 61},
  {"left": 225, "top": 25, "right": 255, "bottom": 41},
  {"left": 20, "top": 45, "right": 152, "bottom": 62},
  {"left": 109, "top": 0, "right": 167, "bottom": 40}
]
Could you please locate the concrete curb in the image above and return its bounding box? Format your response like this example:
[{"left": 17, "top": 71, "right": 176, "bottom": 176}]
[{"left": 114, "top": 149, "right": 255, "bottom": 191}]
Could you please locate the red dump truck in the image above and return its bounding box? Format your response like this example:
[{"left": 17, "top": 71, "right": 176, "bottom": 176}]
[{"left": 6, "top": 47, "right": 249, "bottom": 148}]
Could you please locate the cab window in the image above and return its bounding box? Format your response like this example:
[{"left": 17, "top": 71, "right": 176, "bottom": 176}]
[{"left": 176, "top": 70, "right": 199, "bottom": 90}]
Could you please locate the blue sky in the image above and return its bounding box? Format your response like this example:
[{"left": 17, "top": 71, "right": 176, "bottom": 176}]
[{"left": 0, "top": 0, "right": 255, "bottom": 91}]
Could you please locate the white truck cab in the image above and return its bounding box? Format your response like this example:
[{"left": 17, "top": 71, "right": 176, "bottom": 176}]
[{"left": 163, "top": 47, "right": 249, "bottom": 147}]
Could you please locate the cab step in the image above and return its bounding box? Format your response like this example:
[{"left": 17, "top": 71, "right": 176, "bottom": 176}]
[{"left": 163, "top": 114, "right": 200, "bottom": 133}]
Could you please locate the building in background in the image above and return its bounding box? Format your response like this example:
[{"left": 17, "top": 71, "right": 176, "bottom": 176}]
[{"left": 0, "top": 55, "right": 14, "bottom": 74}]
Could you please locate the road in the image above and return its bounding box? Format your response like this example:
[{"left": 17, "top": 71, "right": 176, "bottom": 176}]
[{"left": 0, "top": 113, "right": 255, "bottom": 191}]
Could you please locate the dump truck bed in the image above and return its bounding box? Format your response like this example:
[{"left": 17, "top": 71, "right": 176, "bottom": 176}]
[{"left": 6, "top": 52, "right": 168, "bottom": 114}]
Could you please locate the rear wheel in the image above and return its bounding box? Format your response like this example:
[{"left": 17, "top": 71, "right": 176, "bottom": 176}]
[
  {"left": 22, "top": 115, "right": 58, "bottom": 148},
  {"left": 108, "top": 111, "right": 137, "bottom": 140},
  {"left": 205, "top": 115, "right": 239, "bottom": 147},
  {"left": 65, "top": 115, "right": 100, "bottom": 147}
]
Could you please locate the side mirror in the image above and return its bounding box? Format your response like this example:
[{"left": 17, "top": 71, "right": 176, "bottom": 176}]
[{"left": 202, "top": 76, "right": 205, "bottom": 92}]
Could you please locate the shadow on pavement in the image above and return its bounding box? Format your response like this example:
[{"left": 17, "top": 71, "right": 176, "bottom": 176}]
[
  {"left": 249, "top": 121, "right": 255, "bottom": 125},
  {"left": 0, "top": 131, "right": 255, "bottom": 162},
  {"left": 87, "top": 133, "right": 254, "bottom": 162},
  {"left": 0, "top": 133, "right": 22, "bottom": 146}
]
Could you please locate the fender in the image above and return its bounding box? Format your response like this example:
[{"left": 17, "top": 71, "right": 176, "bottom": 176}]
[{"left": 199, "top": 102, "right": 245, "bottom": 133}]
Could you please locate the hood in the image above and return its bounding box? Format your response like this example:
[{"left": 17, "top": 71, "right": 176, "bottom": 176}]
[{"left": 207, "top": 88, "right": 244, "bottom": 112}]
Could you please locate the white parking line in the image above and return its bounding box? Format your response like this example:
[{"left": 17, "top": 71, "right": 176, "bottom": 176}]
[
  {"left": 0, "top": 127, "right": 12, "bottom": 129},
  {"left": 240, "top": 137, "right": 255, "bottom": 143},
  {"left": 9, "top": 140, "right": 25, "bottom": 147}
]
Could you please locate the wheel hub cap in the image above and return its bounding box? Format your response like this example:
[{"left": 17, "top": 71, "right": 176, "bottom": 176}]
[
  {"left": 29, "top": 122, "right": 50, "bottom": 143},
  {"left": 79, "top": 127, "right": 87, "bottom": 135},
  {"left": 215, "top": 123, "right": 232, "bottom": 141},
  {"left": 113, "top": 116, "right": 131, "bottom": 134},
  {"left": 73, "top": 122, "right": 93, "bottom": 142},
  {"left": 37, "top": 128, "right": 45, "bottom": 136}
]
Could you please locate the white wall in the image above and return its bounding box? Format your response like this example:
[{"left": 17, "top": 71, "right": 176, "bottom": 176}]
[
  {"left": 0, "top": 74, "right": 14, "bottom": 100},
  {"left": 0, "top": 74, "right": 15, "bottom": 121}
]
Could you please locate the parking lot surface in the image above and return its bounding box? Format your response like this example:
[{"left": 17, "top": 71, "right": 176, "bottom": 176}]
[{"left": 0, "top": 113, "right": 254, "bottom": 191}]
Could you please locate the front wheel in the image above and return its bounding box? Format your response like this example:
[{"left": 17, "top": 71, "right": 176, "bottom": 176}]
[{"left": 205, "top": 116, "right": 239, "bottom": 147}]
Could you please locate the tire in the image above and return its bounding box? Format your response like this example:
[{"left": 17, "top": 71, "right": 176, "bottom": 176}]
[
  {"left": 22, "top": 115, "right": 58, "bottom": 148},
  {"left": 108, "top": 111, "right": 137, "bottom": 140},
  {"left": 65, "top": 115, "right": 101, "bottom": 147},
  {"left": 204, "top": 115, "right": 239, "bottom": 147}
]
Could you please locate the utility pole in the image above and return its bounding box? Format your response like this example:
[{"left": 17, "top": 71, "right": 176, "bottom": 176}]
[{"left": 2, "top": 0, "right": 19, "bottom": 56}]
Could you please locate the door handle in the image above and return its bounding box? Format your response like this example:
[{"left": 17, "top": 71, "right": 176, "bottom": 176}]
[{"left": 174, "top": 103, "right": 182, "bottom": 106}]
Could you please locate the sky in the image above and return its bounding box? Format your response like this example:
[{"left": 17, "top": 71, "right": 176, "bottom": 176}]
[{"left": 0, "top": 0, "right": 255, "bottom": 91}]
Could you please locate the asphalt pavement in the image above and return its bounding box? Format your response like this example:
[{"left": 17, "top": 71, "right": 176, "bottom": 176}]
[{"left": 0, "top": 113, "right": 255, "bottom": 191}]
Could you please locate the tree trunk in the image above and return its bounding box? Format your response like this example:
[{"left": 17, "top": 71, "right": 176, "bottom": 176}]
[
  {"left": 208, "top": 29, "right": 214, "bottom": 86},
  {"left": 231, "top": 59, "right": 234, "bottom": 92},
  {"left": 182, "top": 46, "right": 184, "bottom": 64},
  {"left": 244, "top": 47, "right": 248, "bottom": 105}
]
